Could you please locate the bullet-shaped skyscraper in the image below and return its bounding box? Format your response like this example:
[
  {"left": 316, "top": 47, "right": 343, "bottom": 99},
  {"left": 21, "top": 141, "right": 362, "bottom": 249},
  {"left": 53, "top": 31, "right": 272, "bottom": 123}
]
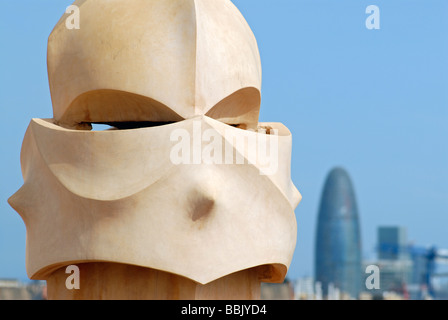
[{"left": 315, "top": 167, "right": 362, "bottom": 299}]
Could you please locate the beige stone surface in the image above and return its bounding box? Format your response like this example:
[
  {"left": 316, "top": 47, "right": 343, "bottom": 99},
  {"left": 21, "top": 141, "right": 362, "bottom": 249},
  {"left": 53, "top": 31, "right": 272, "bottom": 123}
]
[
  {"left": 48, "top": 0, "right": 262, "bottom": 130},
  {"left": 9, "top": 116, "right": 300, "bottom": 285},
  {"left": 9, "top": 0, "right": 302, "bottom": 300}
]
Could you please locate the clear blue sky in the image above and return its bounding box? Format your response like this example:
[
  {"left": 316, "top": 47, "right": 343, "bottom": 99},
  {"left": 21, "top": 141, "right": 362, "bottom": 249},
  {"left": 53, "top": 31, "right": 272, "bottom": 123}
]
[{"left": 1, "top": 0, "right": 447, "bottom": 282}]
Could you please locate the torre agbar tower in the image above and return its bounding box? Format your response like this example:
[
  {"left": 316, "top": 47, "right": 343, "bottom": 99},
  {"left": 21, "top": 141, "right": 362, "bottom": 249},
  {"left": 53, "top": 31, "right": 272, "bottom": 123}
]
[{"left": 314, "top": 168, "right": 362, "bottom": 299}]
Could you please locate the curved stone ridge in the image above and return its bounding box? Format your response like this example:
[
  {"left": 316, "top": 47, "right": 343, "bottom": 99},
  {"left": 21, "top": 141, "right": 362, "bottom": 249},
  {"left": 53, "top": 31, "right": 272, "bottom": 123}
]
[
  {"left": 48, "top": 0, "right": 262, "bottom": 129},
  {"left": 9, "top": 118, "right": 300, "bottom": 284}
]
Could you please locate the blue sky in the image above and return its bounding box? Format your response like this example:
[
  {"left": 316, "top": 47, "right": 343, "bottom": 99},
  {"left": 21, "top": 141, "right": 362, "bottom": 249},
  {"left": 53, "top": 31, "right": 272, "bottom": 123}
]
[{"left": 1, "top": 0, "right": 447, "bottom": 282}]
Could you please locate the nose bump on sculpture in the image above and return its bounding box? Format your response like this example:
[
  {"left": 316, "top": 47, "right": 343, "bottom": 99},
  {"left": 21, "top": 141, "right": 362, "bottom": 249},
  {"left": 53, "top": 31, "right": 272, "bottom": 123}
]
[
  {"left": 186, "top": 172, "right": 217, "bottom": 222},
  {"left": 189, "top": 196, "right": 215, "bottom": 222}
]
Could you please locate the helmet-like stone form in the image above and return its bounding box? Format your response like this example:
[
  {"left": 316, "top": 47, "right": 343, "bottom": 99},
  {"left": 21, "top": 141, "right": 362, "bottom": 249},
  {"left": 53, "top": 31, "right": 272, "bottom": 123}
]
[{"left": 48, "top": 0, "right": 262, "bottom": 129}]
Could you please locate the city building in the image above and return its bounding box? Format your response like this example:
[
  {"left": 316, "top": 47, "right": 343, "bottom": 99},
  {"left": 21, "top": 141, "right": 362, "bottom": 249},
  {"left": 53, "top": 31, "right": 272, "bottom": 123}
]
[
  {"left": 314, "top": 167, "right": 362, "bottom": 299},
  {"left": 0, "top": 279, "right": 46, "bottom": 300},
  {"left": 375, "top": 226, "right": 413, "bottom": 298},
  {"left": 261, "top": 280, "right": 294, "bottom": 300},
  {"left": 371, "top": 226, "right": 448, "bottom": 300},
  {"left": 378, "top": 226, "right": 409, "bottom": 261}
]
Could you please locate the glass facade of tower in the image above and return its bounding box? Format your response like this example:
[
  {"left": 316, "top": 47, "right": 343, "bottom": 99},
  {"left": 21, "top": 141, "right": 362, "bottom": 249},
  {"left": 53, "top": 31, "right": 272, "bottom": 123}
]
[{"left": 315, "top": 168, "right": 362, "bottom": 299}]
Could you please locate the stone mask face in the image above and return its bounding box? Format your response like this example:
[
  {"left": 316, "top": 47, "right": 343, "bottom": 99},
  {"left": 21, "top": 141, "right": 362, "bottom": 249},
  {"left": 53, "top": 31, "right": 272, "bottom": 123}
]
[
  {"left": 48, "top": 0, "right": 262, "bottom": 130},
  {"left": 9, "top": 0, "right": 301, "bottom": 285}
]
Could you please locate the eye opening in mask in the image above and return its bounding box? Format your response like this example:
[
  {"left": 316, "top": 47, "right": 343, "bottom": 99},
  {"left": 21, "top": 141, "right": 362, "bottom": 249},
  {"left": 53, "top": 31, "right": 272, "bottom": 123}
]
[
  {"left": 90, "top": 121, "right": 178, "bottom": 131},
  {"left": 87, "top": 121, "right": 255, "bottom": 132},
  {"left": 55, "top": 88, "right": 261, "bottom": 131}
]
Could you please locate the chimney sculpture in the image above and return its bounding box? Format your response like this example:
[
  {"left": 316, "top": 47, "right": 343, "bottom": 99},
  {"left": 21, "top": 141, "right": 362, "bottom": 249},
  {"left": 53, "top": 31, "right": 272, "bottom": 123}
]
[{"left": 8, "top": 0, "right": 301, "bottom": 300}]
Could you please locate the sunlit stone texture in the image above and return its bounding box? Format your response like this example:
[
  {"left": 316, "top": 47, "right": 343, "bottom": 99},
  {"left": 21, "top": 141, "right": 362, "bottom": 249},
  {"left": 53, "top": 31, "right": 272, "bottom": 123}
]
[{"left": 9, "top": 0, "right": 301, "bottom": 300}]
